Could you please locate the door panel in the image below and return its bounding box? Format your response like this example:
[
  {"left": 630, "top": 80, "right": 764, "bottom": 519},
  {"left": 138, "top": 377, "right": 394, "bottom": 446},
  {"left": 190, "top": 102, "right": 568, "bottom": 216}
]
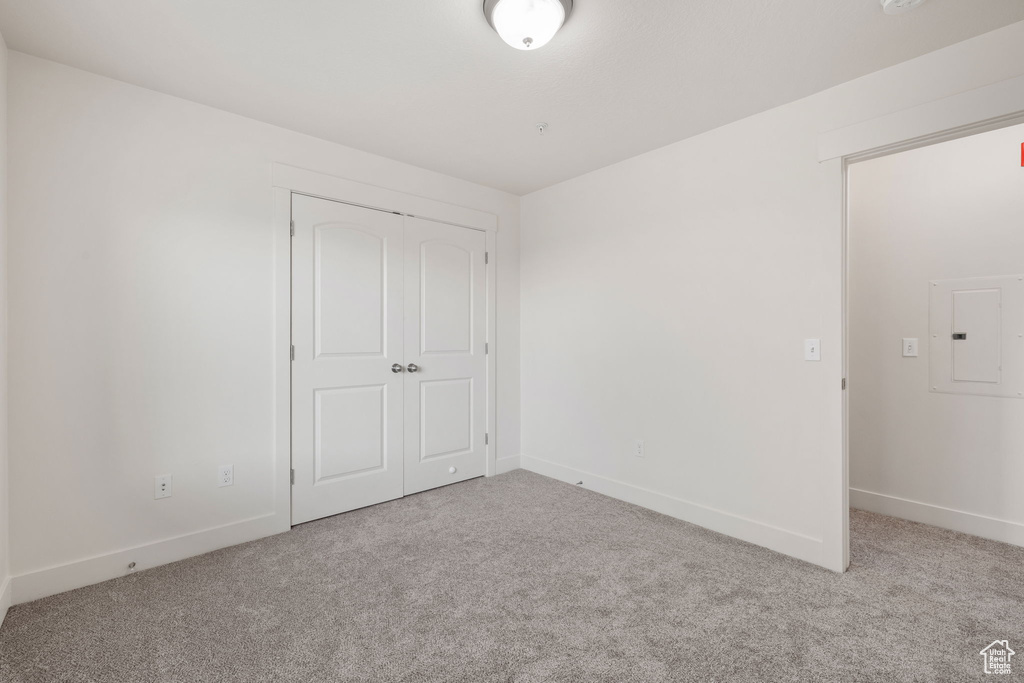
[
  {"left": 315, "top": 226, "right": 387, "bottom": 357},
  {"left": 421, "top": 378, "right": 473, "bottom": 459},
  {"left": 315, "top": 385, "right": 386, "bottom": 479},
  {"left": 292, "top": 195, "right": 404, "bottom": 524},
  {"left": 420, "top": 242, "right": 473, "bottom": 354},
  {"left": 404, "top": 218, "right": 487, "bottom": 495}
]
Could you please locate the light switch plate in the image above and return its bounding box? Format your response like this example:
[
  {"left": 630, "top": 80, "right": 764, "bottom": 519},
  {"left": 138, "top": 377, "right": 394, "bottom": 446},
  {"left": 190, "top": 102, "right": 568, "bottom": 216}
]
[
  {"left": 902, "top": 338, "right": 919, "bottom": 357},
  {"left": 804, "top": 339, "right": 821, "bottom": 362}
]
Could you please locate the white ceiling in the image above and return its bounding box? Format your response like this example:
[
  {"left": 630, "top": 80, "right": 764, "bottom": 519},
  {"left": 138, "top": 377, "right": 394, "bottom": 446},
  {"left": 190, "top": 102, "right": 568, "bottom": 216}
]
[{"left": 0, "top": 1, "right": 1022, "bottom": 195}]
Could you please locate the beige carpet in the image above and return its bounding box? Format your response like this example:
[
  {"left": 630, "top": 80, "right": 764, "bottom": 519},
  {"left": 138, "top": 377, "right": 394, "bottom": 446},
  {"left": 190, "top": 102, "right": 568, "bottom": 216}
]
[{"left": 1, "top": 469, "right": 1021, "bottom": 682}]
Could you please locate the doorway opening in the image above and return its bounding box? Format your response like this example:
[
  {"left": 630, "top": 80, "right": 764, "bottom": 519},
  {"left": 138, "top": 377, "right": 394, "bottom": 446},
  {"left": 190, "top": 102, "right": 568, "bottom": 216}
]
[{"left": 845, "top": 120, "right": 1024, "bottom": 558}]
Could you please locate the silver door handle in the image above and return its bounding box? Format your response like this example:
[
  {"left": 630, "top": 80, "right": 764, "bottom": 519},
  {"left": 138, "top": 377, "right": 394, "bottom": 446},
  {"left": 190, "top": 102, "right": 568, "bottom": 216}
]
[
  {"left": 406, "top": 363, "right": 419, "bottom": 373},
  {"left": 391, "top": 364, "right": 404, "bottom": 373}
]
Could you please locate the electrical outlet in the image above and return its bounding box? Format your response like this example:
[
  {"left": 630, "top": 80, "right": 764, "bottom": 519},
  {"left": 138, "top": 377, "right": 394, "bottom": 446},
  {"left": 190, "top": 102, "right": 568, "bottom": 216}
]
[
  {"left": 218, "top": 465, "right": 233, "bottom": 487},
  {"left": 154, "top": 475, "right": 172, "bottom": 499},
  {"left": 634, "top": 439, "right": 645, "bottom": 458}
]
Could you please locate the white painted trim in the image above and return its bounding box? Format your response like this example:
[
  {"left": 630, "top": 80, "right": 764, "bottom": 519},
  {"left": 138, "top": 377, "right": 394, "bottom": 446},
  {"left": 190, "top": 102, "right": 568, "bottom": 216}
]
[
  {"left": 520, "top": 455, "right": 824, "bottom": 567},
  {"left": 495, "top": 455, "right": 520, "bottom": 475},
  {"left": 0, "top": 576, "right": 12, "bottom": 627},
  {"left": 484, "top": 230, "right": 498, "bottom": 477},
  {"left": 818, "top": 74, "right": 1024, "bottom": 162},
  {"left": 272, "top": 164, "right": 497, "bottom": 233},
  {"left": 11, "top": 513, "right": 287, "bottom": 605},
  {"left": 273, "top": 188, "right": 293, "bottom": 526},
  {"left": 831, "top": 74, "right": 1024, "bottom": 575},
  {"left": 850, "top": 488, "right": 1024, "bottom": 548}
]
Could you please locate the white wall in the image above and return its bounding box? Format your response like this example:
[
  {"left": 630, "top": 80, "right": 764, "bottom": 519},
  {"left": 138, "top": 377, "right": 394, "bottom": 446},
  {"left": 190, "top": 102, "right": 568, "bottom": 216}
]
[
  {"left": 520, "top": 21, "right": 1024, "bottom": 571},
  {"left": 0, "top": 29, "right": 10, "bottom": 622},
  {"left": 7, "top": 52, "right": 520, "bottom": 601},
  {"left": 849, "top": 121, "right": 1024, "bottom": 545}
]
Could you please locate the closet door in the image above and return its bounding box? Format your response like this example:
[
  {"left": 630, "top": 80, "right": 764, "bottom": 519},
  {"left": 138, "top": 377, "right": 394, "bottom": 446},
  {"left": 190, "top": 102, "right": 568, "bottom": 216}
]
[
  {"left": 403, "top": 217, "right": 488, "bottom": 495},
  {"left": 291, "top": 195, "right": 405, "bottom": 524}
]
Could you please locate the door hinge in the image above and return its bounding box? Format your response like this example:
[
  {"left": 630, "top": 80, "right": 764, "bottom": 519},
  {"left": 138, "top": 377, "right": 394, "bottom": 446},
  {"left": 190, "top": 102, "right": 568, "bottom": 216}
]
[
  {"left": 842, "top": 378, "right": 847, "bottom": 390},
  {"left": 485, "top": 433, "right": 489, "bottom": 445},
  {"left": 290, "top": 468, "right": 295, "bottom": 485},
  {"left": 484, "top": 251, "right": 489, "bottom": 265},
  {"left": 290, "top": 219, "right": 295, "bottom": 237},
  {"left": 290, "top": 345, "right": 295, "bottom": 361},
  {"left": 485, "top": 342, "right": 489, "bottom": 354}
]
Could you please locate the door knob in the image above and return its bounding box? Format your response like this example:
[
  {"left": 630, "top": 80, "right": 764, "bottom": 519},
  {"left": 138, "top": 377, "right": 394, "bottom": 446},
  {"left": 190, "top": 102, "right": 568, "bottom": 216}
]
[
  {"left": 391, "top": 363, "right": 404, "bottom": 373},
  {"left": 406, "top": 363, "right": 419, "bottom": 373}
]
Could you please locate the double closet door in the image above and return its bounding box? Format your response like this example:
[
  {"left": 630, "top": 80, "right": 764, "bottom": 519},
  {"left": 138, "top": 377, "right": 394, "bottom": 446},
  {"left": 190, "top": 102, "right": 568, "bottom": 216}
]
[{"left": 291, "top": 194, "right": 487, "bottom": 524}]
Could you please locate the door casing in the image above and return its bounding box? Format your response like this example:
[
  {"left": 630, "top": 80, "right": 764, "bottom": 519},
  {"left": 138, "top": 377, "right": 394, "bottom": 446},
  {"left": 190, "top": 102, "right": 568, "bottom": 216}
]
[
  {"left": 823, "top": 83, "right": 1024, "bottom": 572},
  {"left": 271, "top": 164, "right": 499, "bottom": 527}
]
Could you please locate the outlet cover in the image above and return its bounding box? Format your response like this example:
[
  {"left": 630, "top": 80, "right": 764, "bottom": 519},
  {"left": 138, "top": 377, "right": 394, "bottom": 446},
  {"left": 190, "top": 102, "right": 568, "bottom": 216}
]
[
  {"left": 634, "top": 439, "right": 645, "bottom": 458},
  {"left": 218, "top": 465, "right": 233, "bottom": 487},
  {"left": 154, "top": 475, "right": 172, "bottom": 499}
]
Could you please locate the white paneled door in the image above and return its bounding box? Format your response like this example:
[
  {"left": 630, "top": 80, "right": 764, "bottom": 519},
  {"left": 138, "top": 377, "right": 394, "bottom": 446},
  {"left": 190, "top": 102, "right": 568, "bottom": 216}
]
[
  {"left": 403, "top": 218, "right": 488, "bottom": 495},
  {"left": 291, "top": 195, "right": 487, "bottom": 524}
]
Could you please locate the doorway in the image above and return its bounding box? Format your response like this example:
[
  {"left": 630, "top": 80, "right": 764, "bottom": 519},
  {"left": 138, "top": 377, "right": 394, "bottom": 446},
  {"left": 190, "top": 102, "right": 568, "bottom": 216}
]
[
  {"left": 845, "top": 120, "right": 1024, "bottom": 550},
  {"left": 290, "top": 193, "right": 489, "bottom": 524}
]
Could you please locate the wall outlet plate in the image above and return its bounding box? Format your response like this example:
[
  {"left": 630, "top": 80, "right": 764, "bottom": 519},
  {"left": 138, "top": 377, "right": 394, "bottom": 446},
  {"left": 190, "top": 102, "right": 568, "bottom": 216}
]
[
  {"left": 218, "top": 465, "right": 233, "bottom": 487},
  {"left": 634, "top": 439, "right": 645, "bottom": 458},
  {"left": 804, "top": 339, "right": 821, "bottom": 361},
  {"left": 154, "top": 475, "right": 172, "bottom": 499}
]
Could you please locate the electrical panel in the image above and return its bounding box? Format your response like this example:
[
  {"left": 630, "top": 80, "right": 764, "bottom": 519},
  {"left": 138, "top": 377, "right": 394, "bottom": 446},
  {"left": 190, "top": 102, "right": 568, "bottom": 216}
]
[{"left": 929, "top": 275, "right": 1024, "bottom": 398}]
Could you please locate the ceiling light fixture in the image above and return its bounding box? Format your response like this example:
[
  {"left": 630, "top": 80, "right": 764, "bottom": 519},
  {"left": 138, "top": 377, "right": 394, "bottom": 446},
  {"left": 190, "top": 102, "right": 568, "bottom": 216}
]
[
  {"left": 880, "top": 0, "right": 927, "bottom": 14},
  {"left": 483, "top": 0, "right": 573, "bottom": 51}
]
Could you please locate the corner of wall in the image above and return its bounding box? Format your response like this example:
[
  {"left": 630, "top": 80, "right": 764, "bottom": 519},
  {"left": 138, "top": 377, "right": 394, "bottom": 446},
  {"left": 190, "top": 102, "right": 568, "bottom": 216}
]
[{"left": 0, "top": 27, "right": 10, "bottom": 628}]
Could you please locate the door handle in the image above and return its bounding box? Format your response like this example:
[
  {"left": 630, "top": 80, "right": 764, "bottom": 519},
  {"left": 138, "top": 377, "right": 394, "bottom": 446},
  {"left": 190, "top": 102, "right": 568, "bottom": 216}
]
[
  {"left": 391, "top": 363, "right": 404, "bottom": 373},
  {"left": 406, "top": 363, "right": 419, "bottom": 373}
]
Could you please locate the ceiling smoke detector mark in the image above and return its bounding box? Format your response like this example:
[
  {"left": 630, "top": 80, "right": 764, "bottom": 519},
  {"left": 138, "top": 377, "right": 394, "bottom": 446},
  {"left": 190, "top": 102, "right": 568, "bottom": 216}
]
[
  {"left": 536, "top": 122, "right": 549, "bottom": 135},
  {"left": 881, "top": 0, "right": 928, "bottom": 14}
]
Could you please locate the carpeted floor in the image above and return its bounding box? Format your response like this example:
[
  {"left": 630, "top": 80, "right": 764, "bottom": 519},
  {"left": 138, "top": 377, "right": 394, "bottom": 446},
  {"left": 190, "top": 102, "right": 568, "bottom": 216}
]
[{"left": 1, "top": 470, "right": 1021, "bottom": 682}]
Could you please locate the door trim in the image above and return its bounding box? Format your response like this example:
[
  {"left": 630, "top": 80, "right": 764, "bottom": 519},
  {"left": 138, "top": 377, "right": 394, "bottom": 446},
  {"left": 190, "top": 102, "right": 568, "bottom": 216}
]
[
  {"left": 272, "top": 165, "right": 500, "bottom": 527},
  {"left": 825, "top": 73, "right": 1024, "bottom": 573}
]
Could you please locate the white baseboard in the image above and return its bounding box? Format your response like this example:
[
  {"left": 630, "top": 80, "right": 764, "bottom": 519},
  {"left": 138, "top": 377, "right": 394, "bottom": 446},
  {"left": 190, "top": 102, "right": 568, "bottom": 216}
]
[
  {"left": 520, "top": 455, "right": 824, "bottom": 568},
  {"left": 12, "top": 512, "right": 289, "bottom": 605},
  {"left": 850, "top": 488, "right": 1024, "bottom": 547},
  {"left": 495, "top": 455, "right": 521, "bottom": 474},
  {"left": 0, "top": 575, "right": 12, "bottom": 627}
]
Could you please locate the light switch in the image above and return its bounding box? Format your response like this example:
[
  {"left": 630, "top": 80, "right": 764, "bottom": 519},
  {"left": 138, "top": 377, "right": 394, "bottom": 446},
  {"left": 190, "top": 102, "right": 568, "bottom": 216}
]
[
  {"left": 804, "top": 339, "right": 821, "bottom": 361},
  {"left": 902, "top": 338, "right": 918, "bottom": 357}
]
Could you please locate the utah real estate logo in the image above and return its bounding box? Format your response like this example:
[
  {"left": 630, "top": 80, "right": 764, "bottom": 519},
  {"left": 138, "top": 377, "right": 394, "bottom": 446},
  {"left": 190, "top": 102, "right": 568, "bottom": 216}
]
[{"left": 980, "top": 640, "right": 1014, "bottom": 675}]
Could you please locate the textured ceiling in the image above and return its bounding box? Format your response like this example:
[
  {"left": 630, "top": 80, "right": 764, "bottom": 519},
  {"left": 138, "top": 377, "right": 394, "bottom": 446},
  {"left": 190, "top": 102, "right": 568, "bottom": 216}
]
[{"left": 0, "top": 1, "right": 1022, "bottom": 195}]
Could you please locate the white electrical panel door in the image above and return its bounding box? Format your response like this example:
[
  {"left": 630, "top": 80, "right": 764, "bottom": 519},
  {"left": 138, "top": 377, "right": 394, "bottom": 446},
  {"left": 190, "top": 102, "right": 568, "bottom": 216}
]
[
  {"left": 951, "top": 289, "right": 1001, "bottom": 383},
  {"left": 930, "top": 275, "right": 1024, "bottom": 399}
]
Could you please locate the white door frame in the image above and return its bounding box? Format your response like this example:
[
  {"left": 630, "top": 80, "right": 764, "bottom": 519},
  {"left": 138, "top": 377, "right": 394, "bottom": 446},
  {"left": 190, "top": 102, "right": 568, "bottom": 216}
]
[
  {"left": 819, "top": 74, "right": 1024, "bottom": 572},
  {"left": 271, "top": 163, "right": 500, "bottom": 526}
]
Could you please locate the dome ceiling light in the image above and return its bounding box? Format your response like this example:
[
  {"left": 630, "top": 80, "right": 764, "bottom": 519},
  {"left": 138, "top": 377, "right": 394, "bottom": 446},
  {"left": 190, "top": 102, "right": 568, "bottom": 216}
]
[
  {"left": 880, "top": 0, "right": 928, "bottom": 14},
  {"left": 483, "top": 0, "right": 573, "bottom": 51}
]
